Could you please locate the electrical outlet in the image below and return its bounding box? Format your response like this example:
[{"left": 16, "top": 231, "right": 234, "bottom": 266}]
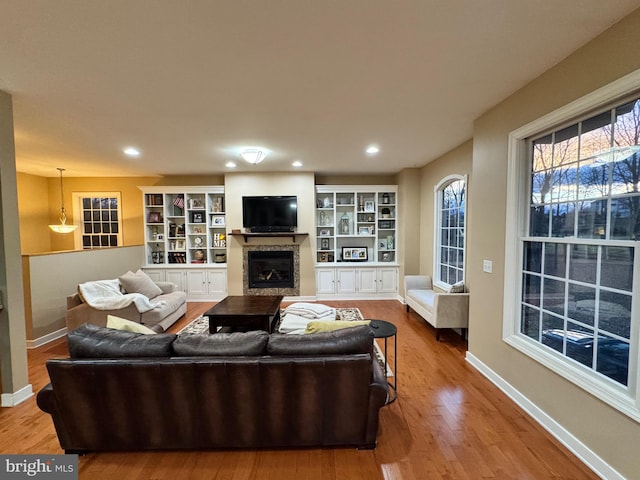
[{"left": 483, "top": 260, "right": 493, "bottom": 273}]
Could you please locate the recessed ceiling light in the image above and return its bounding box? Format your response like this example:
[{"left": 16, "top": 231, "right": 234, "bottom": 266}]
[
  {"left": 225, "top": 161, "right": 237, "bottom": 168},
  {"left": 292, "top": 160, "right": 303, "bottom": 168},
  {"left": 365, "top": 145, "right": 380, "bottom": 155},
  {"left": 123, "top": 147, "right": 140, "bottom": 157}
]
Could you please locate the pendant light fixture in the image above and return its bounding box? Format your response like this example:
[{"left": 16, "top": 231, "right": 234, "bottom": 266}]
[{"left": 48, "top": 168, "right": 78, "bottom": 234}]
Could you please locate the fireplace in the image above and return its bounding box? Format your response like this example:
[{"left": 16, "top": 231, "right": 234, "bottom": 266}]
[{"left": 248, "top": 250, "right": 294, "bottom": 289}]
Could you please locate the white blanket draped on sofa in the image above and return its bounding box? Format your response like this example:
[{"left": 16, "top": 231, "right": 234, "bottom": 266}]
[{"left": 78, "top": 279, "right": 165, "bottom": 313}]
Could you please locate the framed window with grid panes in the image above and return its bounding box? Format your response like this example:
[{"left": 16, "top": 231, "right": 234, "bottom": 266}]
[
  {"left": 72, "top": 192, "right": 123, "bottom": 249},
  {"left": 434, "top": 175, "right": 467, "bottom": 289},
  {"left": 504, "top": 71, "right": 640, "bottom": 421}
]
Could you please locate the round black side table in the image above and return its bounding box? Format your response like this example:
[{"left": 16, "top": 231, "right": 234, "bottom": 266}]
[{"left": 368, "top": 319, "right": 397, "bottom": 403}]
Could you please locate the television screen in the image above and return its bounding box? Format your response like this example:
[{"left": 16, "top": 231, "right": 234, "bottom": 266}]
[{"left": 242, "top": 196, "right": 298, "bottom": 232}]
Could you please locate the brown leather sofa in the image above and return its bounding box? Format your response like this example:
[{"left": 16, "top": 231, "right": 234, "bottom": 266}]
[{"left": 37, "top": 324, "right": 389, "bottom": 453}]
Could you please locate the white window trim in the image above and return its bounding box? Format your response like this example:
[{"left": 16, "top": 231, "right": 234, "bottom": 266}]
[
  {"left": 433, "top": 174, "right": 468, "bottom": 291},
  {"left": 71, "top": 192, "right": 123, "bottom": 250},
  {"left": 504, "top": 68, "right": 640, "bottom": 422}
]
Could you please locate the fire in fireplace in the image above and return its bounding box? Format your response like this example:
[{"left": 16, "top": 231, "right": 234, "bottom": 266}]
[{"left": 248, "top": 250, "right": 294, "bottom": 289}]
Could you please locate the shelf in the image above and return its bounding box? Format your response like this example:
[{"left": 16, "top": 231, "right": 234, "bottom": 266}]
[{"left": 230, "top": 232, "right": 309, "bottom": 243}]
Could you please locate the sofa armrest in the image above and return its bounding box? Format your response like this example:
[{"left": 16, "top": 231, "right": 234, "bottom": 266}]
[
  {"left": 404, "top": 275, "right": 432, "bottom": 292},
  {"left": 155, "top": 282, "right": 177, "bottom": 294},
  {"left": 433, "top": 293, "right": 470, "bottom": 329}
]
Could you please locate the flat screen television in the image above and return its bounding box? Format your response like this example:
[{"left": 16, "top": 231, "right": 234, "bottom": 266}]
[{"left": 242, "top": 196, "right": 298, "bottom": 232}]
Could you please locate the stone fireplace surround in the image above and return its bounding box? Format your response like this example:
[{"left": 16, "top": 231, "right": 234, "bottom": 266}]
[{"left": 243, "top": 244, "right": 300, "bottom": 296}]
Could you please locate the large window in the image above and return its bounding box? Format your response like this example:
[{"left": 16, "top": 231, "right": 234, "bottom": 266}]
[
  {"left": 434, "top": 175, "right": 466, "bottom": 288},
  {"left": 72, "top": 192, "right": 122, "bottom": 249},
  {"left": 505, "top": 71, "right": 640, "bottom": 421}
]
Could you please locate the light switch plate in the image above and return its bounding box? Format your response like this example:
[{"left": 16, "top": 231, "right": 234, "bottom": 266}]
[{"left": 483, "top": 260, "right": 493, "bottom": 273}]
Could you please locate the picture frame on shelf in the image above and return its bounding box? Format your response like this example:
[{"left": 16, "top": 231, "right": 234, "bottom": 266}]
[
  {"left": 191, "top": 212, "right": 204, "bottom": 223},
  {"left": 321, "top": 238, "right": 330, "bottom": 250},
  {"left": 358, "top": 226, "right": 372, "bottom": 235},
  {"left": 364, "top": 200, "right": 375, "bottom": 212},
  {"left": 342, "top": 246, "right": 368, "bottom": 262},
  {"left": 147, "top": 212, "right": 162, "bottom": 223},
  {"left": 318, "top": 252, "right": 329, "bottom": 262},
  {"left": 156, "top": 233, "right": 164, "bottom": 241},
  {"left": 176, "top": 239, "right": 186, "bottom": 251},
  {"left": 212, "top": 216, "right": 225, "bottom": 226},
  {"left": 319, "top": 228, "right": 331, "bottom": 236},
  {"left": 378, "top": 238, "right": 387, "bottom": 249}
]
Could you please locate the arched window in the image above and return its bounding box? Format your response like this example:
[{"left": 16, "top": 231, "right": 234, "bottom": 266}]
[{"left": 434, "top": 175, "right": 467, "bottom": 289}]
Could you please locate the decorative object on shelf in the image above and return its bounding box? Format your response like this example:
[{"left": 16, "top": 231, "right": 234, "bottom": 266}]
[
  {"left": 156, "top": 234, "right": 164, "bottom": 241},
  {"left": 194, "top": 250, "right": 205, "bottom": 261},
  {"left": 342, "top": 246, "right": 368, "bottom": 262},
  {"left": 340, "top": 212, "right": 350, "bottom": 234},
  {"left": 176, "top": 239, "right": 186, "bottom": 251},
  {"left": 387, "top": 235, "right": 394, "bottom": 249},
  {"left": 192, "top": 212, "right": 204, "bottom": 223},
  {"left": 367, "top": 214, "right": 374, "bottom": 222},
  {"left": 49, "top": 168, "right": 78, "bottom": 234},
  {"left": 323, "top": 196, "right": 331, "bottom": 208},
  {"left": 214, "top": 253, "right": 226, "bottom": 263},
  {"left": 364, "top": 200, "right": 375, "bottom": 212},
  {"left": 173, "top": 195, "right": 185, "bottom": 215},
  {"left": 148, "top": 212, "right": 162, "bottom": 223},
  {"left": 318, "top": 252, "right": 328, "bottom": 262},
  {"left": 319, "top": 211, "right": 326, "bottom": 225},
  {"left": 358, "top": 226, "right": 372, "bottom": 235},
  {"left": 212, "top": 216, "right": 225, "bottom": 226},
  {"left": 319, "top": 229, "right": 330, "bottom": 236},
  {"left": 176, "top": 224, "right": 185, "bottom": 237},
  {"left": 358, "top": 196, "right": 364, "bottom": 210},
  {"left": 382, "top": 192, "right": 390, "bottom": 204},
  {"left": 188, "top": 198, "right": 203, "bottom": 209},
  {"left": 379, "top": 220, "right": 392, "bottom": 229},
  {"left": 321, "top": 238, "right": 330, "bottom": 250},
  {"left": 379, "top": 238, "right": 387, "bottom": 249},
  {"left": 151, "top": 226, "right": 158, "bottom": 240},
  {"left": 194, "top": 236, "right": 203, "bottom": 246},
  {"left": 382, "top": 252, "right": 391, "bottom": 261},
  {"left": 212, "top": 233, "right": 226, "bottom": 247},
  {"left": 212, "top": 197, "right": 223, "bottom": 212},
  {"left": 381, "top": 207, "right": 391, "bottom": 218}
]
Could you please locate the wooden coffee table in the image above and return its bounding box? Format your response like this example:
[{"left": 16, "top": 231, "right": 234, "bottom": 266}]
[{"left": 205, "top": 295, "right": 283, "bottom": 333}]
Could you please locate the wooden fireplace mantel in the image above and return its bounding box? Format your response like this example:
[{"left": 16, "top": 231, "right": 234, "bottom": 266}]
[{"left": 230, "top": 232, "right": 309, "bottom": 243}]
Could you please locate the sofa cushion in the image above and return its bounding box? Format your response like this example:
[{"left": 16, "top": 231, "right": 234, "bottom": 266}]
[
  {"left": 268, "top": 325, "right": 373, "bottom": 355},
  {"left": 106, "top": 314, "right": 156, "bottom": 334},
  {"left": 173, "top": 331, "right": 269, "bottom": 356},
  {"left": 119, "top": 269, "right": 163, "bottom": 299},
  {"left": 407, "top": 289, "right": 436, "bottom": 312},
  {"left": 68, "top": 323, "right": 176, "bottom": 358},
  {"left": 140, "top": 291, "right": 188, "bottom": 325},
  {"left": 304, "top": 320, "right": 370, "bottom": 334}
]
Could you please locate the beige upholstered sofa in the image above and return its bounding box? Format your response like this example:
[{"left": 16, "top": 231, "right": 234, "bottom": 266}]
[
  {"left": 404, "top": 275, "right": 469, "bottom": 341},
  {"left": 65, "top": 271, "right": 187, "bottom": 333}
]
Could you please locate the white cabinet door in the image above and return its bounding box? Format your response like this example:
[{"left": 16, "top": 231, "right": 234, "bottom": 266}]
[
  {"left": 206, "top": 269, "right": 227, "bottom": 296},
  {"left": 186, "top": 270, "right": 208, "bottom": 296},
  {"left": 377, "top": 267, "right": 398, "bottom": 293},
  {"left": 316, "top": 268, "right": 336, "bottom": 294},
  {"left": 357, "top": 268, "right": 377, "bottom": 294},
  {"left": 165, "top": 269, "right": 186, "bottom": 291},
  {"left": 143, "top": 268, "right": 165, "bottom": 283},
  {"left": 336, "top": 268, "right": 356, "bottom": 294}
]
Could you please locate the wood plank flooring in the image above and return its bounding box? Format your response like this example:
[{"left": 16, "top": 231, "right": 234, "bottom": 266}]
[{"left": 0, "top": 300, "right": 598, "bottom": 479}]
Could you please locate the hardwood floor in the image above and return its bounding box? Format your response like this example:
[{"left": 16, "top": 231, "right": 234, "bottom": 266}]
[{"left": 0, "top": 300, "right": 598, "bottom": 479}]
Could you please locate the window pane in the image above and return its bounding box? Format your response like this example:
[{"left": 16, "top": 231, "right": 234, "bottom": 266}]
[
  {"left": 551, "top": 202, "right": 575, "bottom": 237},
  {"left": 543, "top": 278, "right": 565, "bottom": 314},
  {"left": 564, "top": 323, "right": 594, "bottom": 368},
  {"left": 532, "top": 170, "right": 552, "bottom": 204},
  {"left": 553, "top": 124, "right": 579, "bottom": 167},
  {"left": 601, "top": 247, "right": 633, "bottom": 291},
  {"left": 530, "top": 205, "right": 550, "bottom": 236},
  {"left": 532, "top": 135, "right": 553, "bottom": 172},
  {"left": 569, "top": 245, "right": 597, "bottom": 284},
  {"left": 522, "top": 274, "right": 541, "bottom": 306},
  {"left": 541, "top": 313, "right": 565, "bottom": 354},
  {"left": 580, "top": 111, "right": 612, "bottom": 160},
  {"left": 598, "top": 291, "right": 631, "bottom": 339},
  {"left": 613, "top": 99, "right": 640, "bottom": 148},
  {"left": 524, "top": 242, "right": 542, "bottom": 273},
  {"left": 610, "top": 196, "right": 640, "bottom": 240},
  {"left": 577, "top": 199, "right": 607, "bottom": 238},
  {"left": 544, "top": 243, "right": 567, "bottom": 278},
  {"left": 521, "top": 305, "right": 540, "bottom": 340},
  {"left": 596, "top": 335, "right": 629, "bottom": 386},
  {"left": 568, "top": 284, "right": 596, "bottom": 326},
  {"left": 578, "top": 160, "right": 609, "bottom": 200}
]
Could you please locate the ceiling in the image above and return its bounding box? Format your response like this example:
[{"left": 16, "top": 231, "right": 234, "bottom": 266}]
[{"left": 1, "top": 1, "right": 638, "bottom": 178}]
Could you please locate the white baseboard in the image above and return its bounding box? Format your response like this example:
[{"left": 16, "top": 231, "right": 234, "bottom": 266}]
[
  {"left": 465, "top": 352, "right": 624, "bottom": 480},
  {"left": 1, "top": 384, "right": 34, "bottom": 407},
  {"left": 27, "top": 327, "right": 67, "bottom": 349}
]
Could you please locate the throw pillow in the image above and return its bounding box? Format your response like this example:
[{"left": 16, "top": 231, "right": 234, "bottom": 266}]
[
  {"left": 447, "top": 281, "right": 465, "bottom": 293},
  {"left": 304, "top": 320, "right": 371, "bottom": 334},
  {"left": 119, "top": 269, "right": 163, "bottom": 299},
  {"left": 172, "top": 331, "right": 269, "bottom": 356},
  {"left": 106, "top": 314, "right": 156, "bottom": 334}
]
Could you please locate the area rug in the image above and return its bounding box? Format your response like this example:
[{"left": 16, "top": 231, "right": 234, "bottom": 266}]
[{"left": 178, "top": 307, "right": 393, "bottom": 377}]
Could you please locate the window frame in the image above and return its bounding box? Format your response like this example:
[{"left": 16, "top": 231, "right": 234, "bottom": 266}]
[
  {"left": 71, "top": 192, "right": 123, "bottom": 250},
  {"left": 504, "top": 69, "right": 640, "bottom": 422},
  {"left": 433, "top": 174, "right": 467, "bottom": 290}
]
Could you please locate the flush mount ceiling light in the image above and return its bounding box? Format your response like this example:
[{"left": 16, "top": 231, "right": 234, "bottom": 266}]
[
  {"left": 239, "top": 147, "right": 270, "bottom": 165},
  {"left": 365, "top": 145, "right": 380, "bottom": 155},
  {"left": 123, "top": 146, "right": 140, "bottom": 157},
  {"left": 49, "top": 168, "right": 78, "bottom": 234}
]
